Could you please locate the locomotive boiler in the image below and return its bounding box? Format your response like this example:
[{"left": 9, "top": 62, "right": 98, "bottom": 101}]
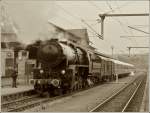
[{"left": 37, "top": 40, "right": 88, "bottom": 67}]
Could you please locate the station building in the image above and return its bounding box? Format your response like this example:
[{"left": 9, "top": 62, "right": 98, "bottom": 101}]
[
  {"left": 0, "top": 6, "right": 33, "bottom": 87},
  {"left": 67, "top": 28, "right": 95, "bottom": 50},
  {"left": 48, "top": 22, "right": 95, "bottom": 50},
  {"left": 1, "top": 18, "right": 18, "bottom": 87}
]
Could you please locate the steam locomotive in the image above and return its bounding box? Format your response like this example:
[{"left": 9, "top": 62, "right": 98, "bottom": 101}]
[{"left": 29, "top": 39, "right": 134, "bottom": 96}]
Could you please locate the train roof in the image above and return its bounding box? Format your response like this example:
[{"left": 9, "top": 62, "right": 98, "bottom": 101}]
[
  {"left": 110, "top": 59, "right": 134, "bottom": 67},
  {"left": 82, "top": 44, "right": 134, "bottom": 67},
  {"left": 98, "top": 55, "right": 134, "bottom": 67},
  {"left": 98, "top": 55, "right": 110, "bottom": 61}
]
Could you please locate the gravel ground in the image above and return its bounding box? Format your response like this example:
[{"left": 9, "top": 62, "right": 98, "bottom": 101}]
[{"left": 25, "top": 74, "right": 140, "bottom": 112}]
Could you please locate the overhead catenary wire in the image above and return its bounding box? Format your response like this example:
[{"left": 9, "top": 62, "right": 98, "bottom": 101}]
[
  {"left": 105, "top": 1, "right": 130, "bottom": 36},
  {"left": 54, "top": 3, "right": 108, "bottom": 52},
  {"left": 108, "top": 1, "right": 147, "bottom": 56},
  {"left": 105, "top": 0, "right": 131, "bottom": 54},
  {"left": 89, "top": 1, "right": 129, "bottom": 49},
  {"left": 120, "top": 36, "right": 149, "bottom": 38},
  {"left": 87, "top": 0, "right": 103, "bottom": 12},
  {"left": 105, "top": 1, "right": 133, "bottom": 14},
  {"left": 105, "top": 0, "right": 148, "bottom": 55},
  {"left": 128, "top": 26, "right": 150, "bottom": 35},
  {"left": 55, "top": 3, "right": 102, "bottom": 40},
  {"left": 54, "top": 4, "right": 85, "bottom": 28},
  {"left": 81, "top": 19, "right": 103, "bottom": 39},
  {"left": 112, "top": 0, "right": 140, "bottom": 47},
  {"left": 54, "top": 13, "right": 79, "bottom": 28},
  {"left": 88, "top": 1, "right": 125, "bottom": 54},
  {"left": 131, "top": 25, "right": 149, "bottom": 28}
]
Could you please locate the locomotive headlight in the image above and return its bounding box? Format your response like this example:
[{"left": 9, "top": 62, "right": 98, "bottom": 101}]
[
  {"left": 40, "top": 70, "right": 44, "bottom": 74},
  {"left": 61, "top": 70, "right": 66, "bottom": 75}
]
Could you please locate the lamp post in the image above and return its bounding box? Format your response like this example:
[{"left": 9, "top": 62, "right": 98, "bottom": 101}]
[{"left": 111, "top": 46, "right": 114, "bottom": 58}]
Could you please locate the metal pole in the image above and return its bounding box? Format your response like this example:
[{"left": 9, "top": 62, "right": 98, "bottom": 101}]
[
  {"left": 0, "top": 0, "right": 2, "bottom": 77},
  {"left": 100, "top": 16, "right": 105, "bottom": 39},
  {"left": 127, "top": 47, "right": 149, "bottom": 49},
  {"left": 149, "top": 0, "right": 150, "bottom": 91},
  {"left": 128, "top": 47, "right": 131, "bottom": 57},
  {"left": 120, "top": 36, "right": 149, "bottom": 38},
  {"left": 81, "top": 19, "right": 103, "bottom": 39},
  {"left": 98, "top": 13, "right": 149, "bottom": 39},
  {"left": 111, "top": 46, "right": 114, "bottom": 58},
  {"left": 99, "top": 13, "right": 149, "bottom": 17}
]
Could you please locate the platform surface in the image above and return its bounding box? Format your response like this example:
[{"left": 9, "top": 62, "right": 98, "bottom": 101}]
[{"left": 1, "top": 85, "right": 34, "bottom": 96}]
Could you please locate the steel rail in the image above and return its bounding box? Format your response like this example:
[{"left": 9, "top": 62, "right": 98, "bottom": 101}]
[
  {"left": 7, "top": 98, "right": 51, "bottom": 112},
  {"left": 89, "top": 76, "right": 143, "bottom": 112},
  {"left": 2, "top": 94, "right": 39, "bottom": 107},
  {"left": 121, "top": 80, "right": 143, "bottom": 112},
  {"left": 5, "top": 83, "right": 102, "bottom": 112},
  {"left": 7, "top": 92, "right": 78, "bottom": 112}
]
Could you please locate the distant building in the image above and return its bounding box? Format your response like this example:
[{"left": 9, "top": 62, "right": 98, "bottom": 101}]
[
  {"left": 67, "top": 29, "right": 89, "bottom": 46},
  {"left": 67, "top": 29, "right": 96, "bottom": 51},
  {"left": 48, "top": 22, "right": 96, "bottom": 51},
  {"left": 48, "top": 22, "right": 81, "bottom": 44}
]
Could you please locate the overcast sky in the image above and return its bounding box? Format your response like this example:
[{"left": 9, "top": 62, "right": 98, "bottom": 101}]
[{"left": 1, "top": 0, "right": 149, "bottom": 55}]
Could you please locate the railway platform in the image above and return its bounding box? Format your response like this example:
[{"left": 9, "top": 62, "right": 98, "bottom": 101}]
[{"left": 1, "top": 85, "right": 34, "bottom": 96}]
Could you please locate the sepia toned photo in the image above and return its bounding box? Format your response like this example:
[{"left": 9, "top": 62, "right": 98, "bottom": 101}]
[{"left": 0, "top": 0, "right": 149, "bottom": 112}]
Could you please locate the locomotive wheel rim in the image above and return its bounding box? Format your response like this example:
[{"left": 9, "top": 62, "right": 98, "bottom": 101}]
[{"left": 37, "top": 40, "right": 64, "bottom": 67}]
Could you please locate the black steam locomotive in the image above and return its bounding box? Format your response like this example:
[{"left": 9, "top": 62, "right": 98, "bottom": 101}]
[{"left": 29, "top": 39, "right": 134, "bottom": 96}]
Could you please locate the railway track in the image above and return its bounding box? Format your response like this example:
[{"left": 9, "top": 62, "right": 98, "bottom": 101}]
[
  {"left": 1, "top": 89, "right": 36, "bottom": 103},
  {"left": 89, "top": 74, "right": 146, "bottom": 112},
  {"left": 124, "top": 73, "right": 147, "bottom": 112},
  {"left": 1, "top": 94, "right": 40, "bottom": 112},
  {"left": 1, "top": 82, "right": 103, "bottom": 112},
  {"left": 2, "top": 90, "right": 87, "bottom": 112},
  {"left": 2, "top": 75, "right": 143, "bottom": 112}
]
